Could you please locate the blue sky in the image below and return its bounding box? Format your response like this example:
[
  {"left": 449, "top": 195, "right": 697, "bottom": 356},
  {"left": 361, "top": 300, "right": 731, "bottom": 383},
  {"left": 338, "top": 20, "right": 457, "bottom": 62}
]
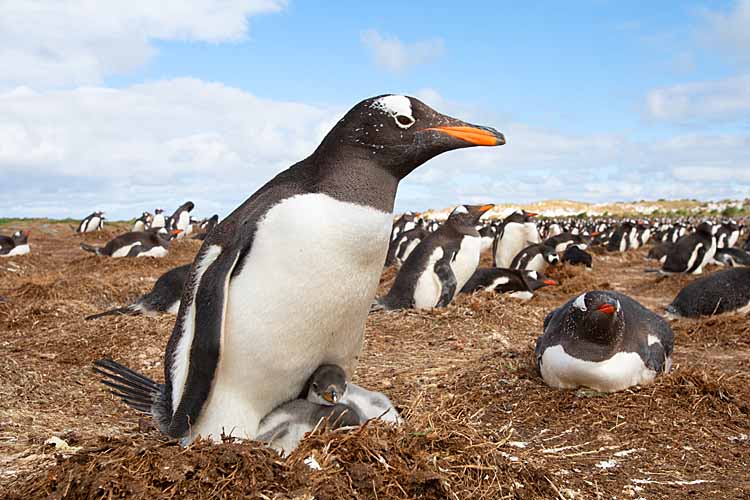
[{"left": 1, "top": 0, "right": 749, "bottom": 219}]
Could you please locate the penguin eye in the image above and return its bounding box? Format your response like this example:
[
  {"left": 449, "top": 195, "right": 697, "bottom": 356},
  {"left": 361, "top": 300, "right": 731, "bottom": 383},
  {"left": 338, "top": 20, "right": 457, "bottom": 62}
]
[
  {"left": 312, "top": 383, "right": 319, "bottom": 391},
  {"left": 394, "top": 114, "right": 415, "bottom": 129}
]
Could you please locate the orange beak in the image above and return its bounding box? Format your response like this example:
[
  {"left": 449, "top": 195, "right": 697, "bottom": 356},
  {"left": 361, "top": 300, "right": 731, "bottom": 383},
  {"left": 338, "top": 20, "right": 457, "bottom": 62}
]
[
  {"left": 479, "top": 204, "right": 494, "bottom": 213},
  {"left": 543, "top": 279, "right": 558, "bottom": 286},
  {"left": 426, "top": 126, "right": 506, "bottom": 146},
  {"left": 526, "top": 212, "right": 538, "bottom": 217},
  {"left": 597, "top": 303, "right": 616, "bottom": 315},
  {"left": 170, "top": 229, "right": 183, "bottom": 236}
]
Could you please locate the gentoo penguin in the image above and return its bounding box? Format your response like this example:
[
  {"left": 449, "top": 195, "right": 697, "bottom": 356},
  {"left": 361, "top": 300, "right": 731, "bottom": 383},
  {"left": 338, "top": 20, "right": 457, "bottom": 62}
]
[
  {"left": 561, "top": 245, "right": 593, "bottom": 268},
  {"left": 661, "top": 221, "right": 717, "bottom": 275},
  {"left": 606, "top": 221, "right": 634, "bottom": 253},
  {"left": 92, "top": 94, "right": 505, "bottom": 444},
  {"left": 0, "top": 230, "right": 30, "bottom": 257},
  {"left": 545, "top": 232, "right": 587, "bottom": 254},
  {"left": 510, "top": 243, "right": 559, "bottom": 273},
  {"left": 479, "top": 224, "right": 497, "bottom": 253},
  {"left": 716, "top": 221, "right": 741, "bottom": 249},
  {"left": 714, "top": 247, "right": 750, "bottom": 267},
  {"left": 375, "top": 204, "right": 494, "bottom": 310},
  {"left": 386, "top": 212, "right": 419, "bottom": 266},
  {"left": 77, "top": 211, "right": 105, "bottom": 233},
  {"left": 493, "top": 210, "right": 540, "bottom": 268},
  {"left": 191, "top": 214, "right": 220, "bottom": 241},
  {"left": 133, "top": 212, "right": 152, "bottom": 232},
  {"left": 536, "top": 291, "right": 674, "bottom": 392},
  {"left": 151, "top": 209, "right": 166, "bottom": 229},
  {"left": 170, "top": 201, "right": 195, "bottom": 238},
  {"left": 80, "top": 229, "right": 180, "bottom": 258},
  {"left": 393, "top": 220, "right": 429, "bottom": 266},
  {"left": 86, "top": 264, "right": 190, "bottom": 320},
  {"left": 460, "top": 267, "right": 557, "bottom": 298},
  {"left": 666, "top": 268, "right": 750, "bottom": 318},
  {"left": 304, "top": 364, "right": 402, "bottom": 424}
]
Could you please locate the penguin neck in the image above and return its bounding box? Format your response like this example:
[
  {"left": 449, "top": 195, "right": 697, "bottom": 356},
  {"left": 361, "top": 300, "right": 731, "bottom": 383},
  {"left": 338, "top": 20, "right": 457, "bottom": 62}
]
[
  {"left": 310, "top": 146, "right": 399, "bottom": 213},
  {"left": 577, "top": 314, "right": 622, "bottom": 351}
]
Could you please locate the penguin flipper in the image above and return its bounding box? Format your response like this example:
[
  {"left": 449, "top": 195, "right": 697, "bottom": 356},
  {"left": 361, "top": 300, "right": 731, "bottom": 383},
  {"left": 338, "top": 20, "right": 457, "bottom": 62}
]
[
  {"left": 434, "top": 257, "right": 457, "bottom": 308},
  {"left": 80, "top": 243, "right": 100, "bottom": 255}
]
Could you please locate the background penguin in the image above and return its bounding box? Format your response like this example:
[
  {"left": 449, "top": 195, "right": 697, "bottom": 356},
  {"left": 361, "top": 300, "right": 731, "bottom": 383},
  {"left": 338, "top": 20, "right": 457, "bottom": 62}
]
[
  {"left": 510, "top": 242, "right": 559, "bottom": 273},
  {"left": 304, "top": 364, "right": 402, "bottom": 424},
  {"left": 151, "top": 209, "right": 166, "bottom": 229},
  {"left": 561, "top": 245, "right": 593, "bottom": 268},
  {"left": 191, "top": 214, "right": 220, "bottom": 241},
  {"left": 536, "top": 290, "right": 673, "bottom": 392},
  {"left": 493, "top": 210, "right": 540, "bottom": 267},
  {"left": 80, "top": 229, "right": 180, "bottom": 258},
  {"left": 169, "top": 201, "right": 195, "bottom": 238},
  {"left": 661, "top": 221, "right": 717, "bottom": 274},
  {"left": 606, "top": 220, "right": 634, "bottom": 252},
  {"left": 375, "top": 204, "right": 494, "bottom": 310},
  {"left": 545, "top": 232, "right": 587, "bottom": 254},
  {"left": 460, "top": 268, "right": 557, "bottom": 298},
  {"left": 392, "top": 219, "right": 429, "bottom": 266},
  {"left": 77, "top": 211, "right": 106, "bottom": 233},
  {"left": 386, "top": 212, "right": 419, "bottom": 266},
  {"left": 479, "top": 224, "right": 497, "bottom": 253},
  {"left": 666, "top": 267, "right": 750, "bottom": 318},
  {"left": 647, "top": 241, "right": 674, "bottom": 263},
  {"left": 0, "top": 230, "right": 30, "bottom": 257},
  {"left": 716, "top": 221, "right": 741, "bottom": 249},
  {"left": 714, "top": 247, "right": 750, "bottom": 267},
  {"left": 86, "top": 264, "right": 190, "bottom": 320},
  {"left": 133, "top": 212, "right": 152, "bottom": 232},
  {"left": 92, "top": 94, "right": 505, "bottom": 445}
]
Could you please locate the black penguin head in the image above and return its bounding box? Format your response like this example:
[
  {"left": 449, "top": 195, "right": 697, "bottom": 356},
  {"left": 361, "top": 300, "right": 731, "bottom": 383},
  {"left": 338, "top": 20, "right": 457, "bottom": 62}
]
[
  {"left": 181, "top": 201, "right": 195, "bottom": 212},
  {"left": 446, "top": 204, "right": 494, "bottom": 232},
  {"left": 697, "top": 221, "right": 717, "bottom": 236},
  {"left": 12, "top": 230, "right": 29, "bottom": 245},
  {"left": 95, "top": 211, "right": 106, "bottom": 219},
  {"left": 568, "top": 291, "right": 623, "bottom": 344},
  {"left": 155, "top": 208, "right": 164, "bottom": 215},
  {"left": 315, "top": 95, "right": 505, "bottom": 180},
  {"left": 541, "top": 244, "right": 560, "bottom": 265},
  {"left": 504, "top": 209, "right": 536, "bottom": 225},
  {"left": 307, "top": 364, "right": 348, "bottom": 406}
]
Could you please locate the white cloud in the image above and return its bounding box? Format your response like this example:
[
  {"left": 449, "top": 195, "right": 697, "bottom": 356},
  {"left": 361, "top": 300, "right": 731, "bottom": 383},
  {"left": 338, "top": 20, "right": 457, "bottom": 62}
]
[
  {"left": 645, "top": 75, "right": 750, "bottom": 123},
  {"left": 701, "top": 0, "right": 750, "bottom": 64},
  {"left": 0, "top": 0, "right": 287, "bottom": 88},
  {"left": 360, "top": 30, "right": 444, "bottom": 73}
]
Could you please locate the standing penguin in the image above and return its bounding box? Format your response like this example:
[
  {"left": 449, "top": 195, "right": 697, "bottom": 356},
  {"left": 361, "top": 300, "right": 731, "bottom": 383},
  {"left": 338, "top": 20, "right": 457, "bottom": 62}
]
[
  {"left": 374, "top": 204, "right": 494, "bottom": 311},
  {"left": 510, "top": 243, "right": 559, "bottom": 273},
  {"left": 393, "top": 220, "right": 430, "bottom": 266},
  {"left": 92, "top": 94, "right": 505, "bottom": 445},
  {"left": 661, "top": 221, "right": 717, "bottom": 275},
  {"left": 493, "top": 210, "right": 540, "bottom": 268},
  {"left": 666, "top": 267, "right": 750, "bottom": 318},
  {"left": 385, "top": 212, "right": 419, "bottom": 266},
  {"left": 0, "top": 230, "right": 30, "bottom": 257},
  {"left": 536, "top": 291, "right": 674, "bottom": 392},
  {"left": 151, "top": 209, "right": 166, "bottom": 229},
  {"left": 169, "top": 201, "right": 195, "bottom": 238},
  {"left": 77, "top": 211, "right": 106, "bottom": 233},
  {"left": 133, "top": 212, "right": 153, "bottom": 232},
  {"left": 86, "top": 264, "right": 190, "bottom": 320}
]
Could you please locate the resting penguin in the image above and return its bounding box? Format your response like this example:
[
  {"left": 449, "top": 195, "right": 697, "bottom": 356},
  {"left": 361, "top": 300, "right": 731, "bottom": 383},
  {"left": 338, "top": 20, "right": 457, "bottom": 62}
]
[
  {"left": 133, "top": 212, "right": 152, "bottom": 232},
  {"left": 86, "top": 264, "right": 190, "bottom": 320},
  {"left": 304, "top": 364, "right": 402, "bottom": 424},
  {"left": 375, "top": 204, "right": 494, "bottom": 311},
  {"left": 493, "top": 210, "right": 540, "bottom": 268},
  {"left": 714, "top": 247, "right": 750, "bottom": 267},
  {"left": 385, "top": 212, "right": 419, "bottom": 266},
  {"left": 661, "top": 222, "right": 717, "bottom": 275},
  {"left": 92, "top": 94, "right": 505, "bottom": 445},
  {"left": 510, "top": 243, "right": 559, "bottom": 273},
  {"left": 77, "top": 211, "right": 105, "bottom": 233},
  {"left": 536, "top": 291, "right": 674, "bottom": 392},
  {"left": 460, "top": 267, "right": 557, "bottom": 298},
  {"left": 0, "top": 230, "right": 30, "bottom": 257},
  {"left": 80, "top": 229, "right": 180, "bottom": 258},
  {"left": 647, "top": 241, "right": 674, "bottom": 263},
  {"left": 393, "top": 220, "right": 429, "bottom": 266},
  {"left": 545, "top": 232, "right": 586, "bottom": 254},
  {"left": 169, "top": 201, "right": 195, "bottom": 238},
  {"left": 561, "top": 245, "right": 593, "bottom": 269},
  {"left": 666, "top": 268, "right": 750, "bottom": 318},
  {"left": 151, "top": 209, "right": 166, "bottom": 229}
]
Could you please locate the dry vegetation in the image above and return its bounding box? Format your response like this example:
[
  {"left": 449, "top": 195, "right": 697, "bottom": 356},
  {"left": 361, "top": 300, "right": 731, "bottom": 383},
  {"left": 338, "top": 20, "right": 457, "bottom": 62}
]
[{"left": 0, "top": 221, "right": 748, "bottom": 499}]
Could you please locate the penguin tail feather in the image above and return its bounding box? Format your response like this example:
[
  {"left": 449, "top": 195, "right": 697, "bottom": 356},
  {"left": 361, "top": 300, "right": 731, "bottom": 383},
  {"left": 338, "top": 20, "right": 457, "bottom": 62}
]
[
  {"left": 93, "top": 359, "right": 162, "bottom": 415},
  {"left": 85, "top": 305, "right": 140, "bottom": 321},
  {"left": 80, "top": 243, "right": 100, "bottom": 255}
]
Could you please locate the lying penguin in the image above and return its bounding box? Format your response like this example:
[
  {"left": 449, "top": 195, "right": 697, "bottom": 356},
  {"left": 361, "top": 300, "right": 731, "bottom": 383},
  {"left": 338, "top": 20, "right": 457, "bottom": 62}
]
[
  {"left": 0, "top": 230, "right": 30, "bottom": 257},
  {"left": 374, "top": 204, "right": 493, "bottom": 310},
  {"left": 666, "top": 267, "right": 750, "bottom": 318},
  {"left": 561, "top": 245, "right": 593, "bottom": 269},
  {"left": 536, "top": 291, "right": 674, "bottom": 392},
  {"left": 510, "top": 242, "right": 559, "bottom": 273},
  {"left": 713, "top": 248, "right": 750, "bottom": 267},
  {"left": 86, "top": 264, "right": 190, "bottom": 320},
  {"left": 460, "top": 268, "right": 557, "bottom": 299},
  {"left": 80, "top": 229, "right": 181, "bottom": 258},
  {"left": 661, "top": 221, "right": 717, "bottom": 275}
]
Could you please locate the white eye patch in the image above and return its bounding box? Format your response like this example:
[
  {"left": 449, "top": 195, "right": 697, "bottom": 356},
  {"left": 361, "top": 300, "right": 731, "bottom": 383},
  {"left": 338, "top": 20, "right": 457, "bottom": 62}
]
[
  {"left": 371, "top": 95, "right": 415, "bottom": 129},
  {"left": 452, "top": 205, "right": 469, "bottom": 215},
  {"left": 573, "top": 293, "right": 587, "bottom": 311}
]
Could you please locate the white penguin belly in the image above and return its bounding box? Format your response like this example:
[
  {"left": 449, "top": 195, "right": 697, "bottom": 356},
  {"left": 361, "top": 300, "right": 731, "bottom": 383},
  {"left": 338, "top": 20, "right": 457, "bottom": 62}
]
[
  {"left": 413, "top": 247, "right": 444, "bottom": 309},
  {"left": 526, "top": 253, "right": 547, "bottom": 273},
  {"left": 190, "top": 193, "right": 391, "bottom": 441},
  {"left": 495, "top": 225, "right": 526, "bottom": 268},
  {"left": 137, "top": 246, "right": 168, "bottom": 258},
  {"left": 4, "top": 244, "right": 30, "bottom": 257},
  {"left": 451, "top": 235, "right": 481, "bottom": 292},
  {"left": 540, "top": 345, "right": 656, "bottom": 392},
  {"left": 111, "top": 242, "right": 142, "bottom": 258}
]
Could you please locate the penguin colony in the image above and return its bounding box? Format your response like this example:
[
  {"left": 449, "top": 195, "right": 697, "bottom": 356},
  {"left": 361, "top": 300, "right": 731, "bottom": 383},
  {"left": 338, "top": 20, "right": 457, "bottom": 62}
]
[{"left": 2, "top": 95, "right": 749, "bottom": 459}]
